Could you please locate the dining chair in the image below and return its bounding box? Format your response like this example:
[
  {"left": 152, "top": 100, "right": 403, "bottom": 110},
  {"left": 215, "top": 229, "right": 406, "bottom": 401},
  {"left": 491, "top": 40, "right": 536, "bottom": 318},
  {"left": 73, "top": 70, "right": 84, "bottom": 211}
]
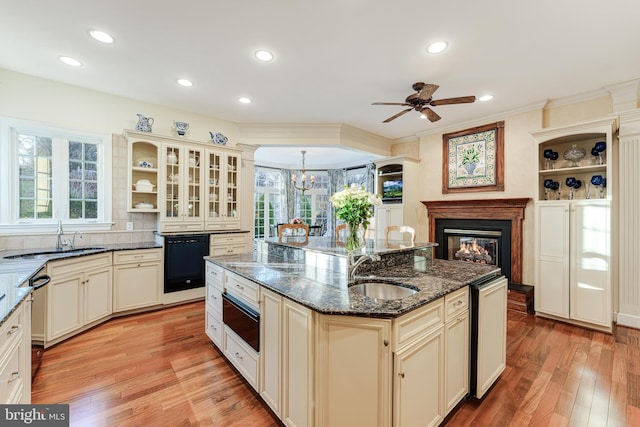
[
  {"left": 278, "top": 223, "right": 309, "bottom": 238},
  {"left": 385, "top": 225, "right": 416, "bottom": 243},
  {"left": 335, "top": 223, "right": 348, "bottom": 240}
]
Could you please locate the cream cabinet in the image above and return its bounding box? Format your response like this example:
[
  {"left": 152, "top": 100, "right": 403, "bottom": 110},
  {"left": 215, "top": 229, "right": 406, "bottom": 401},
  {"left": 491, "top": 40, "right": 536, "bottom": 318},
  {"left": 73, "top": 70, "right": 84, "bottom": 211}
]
[
  {"left": 257, "top": 285, "right": 315, "bottom": 427},
  {"left": 205, "top": 150, "right": 241, "bottom": 231},
  {"left": 113, "top": 248, "right": 163, "bottom": 312},
  {"left": 374, "top": 205, "right": 403, "bottom": 240},
  {"left": 536, "top": 200, "right": 612, "bottom": 330},
  {"left": 532, "top": 117, "right": 616, "bottom": 332},
  {"left": 0, "top": 298, "right": 31, "bottom": 404},
  {"left": 209, "top": 233, "right": 250, "bottom": 256},
  {"left": 125, "top": 130, "right": 160, "bottom": 212},
  {"left": 444, "top": 287, "right": 469, "bottom": 413},
  {"left": 205, "top": 262, "right": 224, "bottom": 347},
  {"left": 159, "top": 143, "right": 205, "bottom": 232},
  {"left": 316, "top": 315, "right": 391, "bottom": 427},
  {"left": 46, "top": 253, "right": 112, "bottom": 346}
]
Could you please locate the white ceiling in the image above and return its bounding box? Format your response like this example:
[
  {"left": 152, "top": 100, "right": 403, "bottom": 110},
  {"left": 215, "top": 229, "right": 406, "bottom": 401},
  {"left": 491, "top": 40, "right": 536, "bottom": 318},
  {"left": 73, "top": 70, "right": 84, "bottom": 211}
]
[{"left": 2, "top": 1, "right": 640, "bottom": 168}]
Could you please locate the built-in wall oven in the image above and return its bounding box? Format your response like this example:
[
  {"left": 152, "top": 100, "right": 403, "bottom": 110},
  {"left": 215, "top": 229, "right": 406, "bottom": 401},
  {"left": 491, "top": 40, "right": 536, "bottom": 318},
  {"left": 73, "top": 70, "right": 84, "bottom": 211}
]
[
  {"left": 222, "top": 292, "right": 260, "bottom": 352},
  {"left": 164, "top": 234, "right": 209, "bottom": 293}
]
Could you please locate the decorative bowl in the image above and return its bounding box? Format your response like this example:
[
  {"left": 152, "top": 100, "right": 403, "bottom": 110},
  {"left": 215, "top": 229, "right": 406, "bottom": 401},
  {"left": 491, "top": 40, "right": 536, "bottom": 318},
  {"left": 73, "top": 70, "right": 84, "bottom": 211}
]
[
  {"left": 563, "top": 144, "right": 586, "bottom": 167},
  {"left": 134, "top": 202, "right": 154, "bottom": 209}
]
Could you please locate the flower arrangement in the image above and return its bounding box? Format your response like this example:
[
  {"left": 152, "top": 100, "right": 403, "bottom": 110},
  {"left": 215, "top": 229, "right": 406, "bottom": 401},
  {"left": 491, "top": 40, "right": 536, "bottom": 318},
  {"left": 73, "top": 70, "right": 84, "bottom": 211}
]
[
  {"left": 330, "top": 184, "right": 381, "bottom": 250},
  {"left": 291, "top": 217, "right": 305, "bottom": 224}
]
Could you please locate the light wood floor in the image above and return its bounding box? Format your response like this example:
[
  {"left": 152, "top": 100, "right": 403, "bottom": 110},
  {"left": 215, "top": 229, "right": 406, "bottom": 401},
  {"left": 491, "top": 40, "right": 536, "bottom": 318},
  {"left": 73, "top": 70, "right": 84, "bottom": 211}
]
[{"left": 32, "top": 301, "right": 640, "bottom": 426}]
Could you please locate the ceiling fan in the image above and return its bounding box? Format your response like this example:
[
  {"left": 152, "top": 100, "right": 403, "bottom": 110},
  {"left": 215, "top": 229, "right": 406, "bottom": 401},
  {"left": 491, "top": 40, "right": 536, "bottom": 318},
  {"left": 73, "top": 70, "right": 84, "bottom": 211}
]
[{"left": 372, "top": 82, "right": 476, "bottom": 123}]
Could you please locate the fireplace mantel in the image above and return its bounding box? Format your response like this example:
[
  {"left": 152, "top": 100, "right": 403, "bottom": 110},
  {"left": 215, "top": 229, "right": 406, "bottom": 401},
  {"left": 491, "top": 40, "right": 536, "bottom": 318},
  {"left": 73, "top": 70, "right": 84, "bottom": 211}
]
[{"left": 421, "top": 198, "right": 531, "bottom": 284}]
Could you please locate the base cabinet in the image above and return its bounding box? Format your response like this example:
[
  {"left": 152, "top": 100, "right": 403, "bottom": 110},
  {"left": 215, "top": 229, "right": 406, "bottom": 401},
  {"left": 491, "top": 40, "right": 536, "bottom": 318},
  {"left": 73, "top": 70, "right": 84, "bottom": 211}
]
[
  {"left": 316, "top": 315, "right": 391, "bottom": 427},
  {"left": 535, "top": 201, "right": 612, "bottom": 330},
  {"left": 210, "top": 233, "right": 250, "bottom": 256},
  {"left": 259, "top": 287, "right": 315, "bottom": 427},
  {"left": 113, "top": 249, "right": 162, "bottom": 312},
  {"left": 0, "top": 298, "right": 31, "bottom": 404},
  {"left": 46, "top": 253, "right": 112, "bottom": 345}
]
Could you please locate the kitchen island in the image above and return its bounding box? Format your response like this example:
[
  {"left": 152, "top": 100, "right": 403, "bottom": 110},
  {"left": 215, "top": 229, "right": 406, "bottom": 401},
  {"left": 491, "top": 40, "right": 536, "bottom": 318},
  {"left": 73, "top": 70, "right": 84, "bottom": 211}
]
[{"left": 205, "top": 237, "right": 505, "bottom": 427}]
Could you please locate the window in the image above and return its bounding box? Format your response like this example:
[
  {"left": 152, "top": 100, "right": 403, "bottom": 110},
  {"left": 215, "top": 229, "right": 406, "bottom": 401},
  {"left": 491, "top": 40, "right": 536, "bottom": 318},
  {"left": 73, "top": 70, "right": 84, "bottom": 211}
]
[
  {"left": 254, "top": 167, "right": 284, "bottom": 238},
  {"left": 294, "top": 172, "right": 329, "bottom": 234},
  {"left": 0, "top": 118, "right": 112, "bottom": 233}
]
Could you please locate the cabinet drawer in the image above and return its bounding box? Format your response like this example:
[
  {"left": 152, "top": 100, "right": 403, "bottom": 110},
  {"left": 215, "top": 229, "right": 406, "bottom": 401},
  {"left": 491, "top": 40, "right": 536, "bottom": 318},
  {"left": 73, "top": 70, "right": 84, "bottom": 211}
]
[
  {"left": 445, "top": 287, "right": 469, "bottom": 321},
  {"left": 210, "top": 234, "right": 246, "bottom": 246},
  {"left": 210, "top": 245, "right": 248, "bottom": 256},
  {"left": 113, "top": 248, "right": 162, "bottom": 264},
  {"left": 207, "top": 283, "right": 223, "bottom": 317},
  {"left": 206, "top": 262, "right": 224, "bottom": 289},
  {"left": 0, "top": 340, "right": 23, "bottom": 404},
  {"left": 48, "top": 252, "right": 112, "bottom": 277},
  {"left": 162, "top": 222, "right": 205, "bottom": 233},
  {"left": 393, "top": 298, "right": 444, "bottom": 351},
  {"left": 224, "top": 326, "right": 259, "bottom": 390},
  {"left": 206, "top": 220, "right": 241, "bottom": 231},
  {"left": 225, "top": 271, "right": 259, "bottom": 309},
  {"left": 206, "top": 310, "right": 223, "bottom": 348},
  {"left": 0, "top": 308, "right": 23, "bottom": 358}
]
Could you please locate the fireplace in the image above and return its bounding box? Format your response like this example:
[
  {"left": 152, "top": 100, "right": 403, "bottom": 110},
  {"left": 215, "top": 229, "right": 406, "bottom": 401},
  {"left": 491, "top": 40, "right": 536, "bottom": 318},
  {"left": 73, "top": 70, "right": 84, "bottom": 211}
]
[
  {"left": 421, "top": 198, "right": 531, "bottom": 285},
  {"left": 435, "top": 219, "right": 512, "bottom": 283}
]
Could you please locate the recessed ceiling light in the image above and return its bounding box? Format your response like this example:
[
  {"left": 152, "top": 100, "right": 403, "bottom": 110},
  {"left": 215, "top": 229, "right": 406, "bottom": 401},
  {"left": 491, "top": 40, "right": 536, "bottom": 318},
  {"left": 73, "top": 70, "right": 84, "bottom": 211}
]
[
  {"left": 426, "top": 41, "right": 448, "bottom": 54},
  {"left": 58, "top": 56, "right": 83, "bottom": 67},
  {"left": 255, "top": 50, "right": 274, "bottom": 62},
  {"left": 89, "top": 30, "right": 114, "bottom": 44},
  {"left": 479, "top": 94, "right": 494, "bottom": 102},
  {"left": 238, "top": 97, "right": 252, "bottom": 104},
  {"left": 177, "top": 79, "right": 193, "bottom": 87}
]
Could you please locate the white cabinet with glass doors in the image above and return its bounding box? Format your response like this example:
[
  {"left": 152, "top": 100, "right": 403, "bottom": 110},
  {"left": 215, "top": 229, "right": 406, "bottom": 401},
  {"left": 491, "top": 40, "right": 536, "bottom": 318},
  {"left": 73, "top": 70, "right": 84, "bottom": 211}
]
[
  {"left": 159, "top": 144, "right": 204, "bottom": 232},
  {"left": 205, "top": 149, "right": 240, "bottom": 231}
]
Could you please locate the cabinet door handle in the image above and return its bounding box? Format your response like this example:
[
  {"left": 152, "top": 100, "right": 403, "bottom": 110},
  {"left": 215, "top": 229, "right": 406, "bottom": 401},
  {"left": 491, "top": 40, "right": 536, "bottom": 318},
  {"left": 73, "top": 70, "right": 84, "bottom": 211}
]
[
  {"left": 234, "top": 352, "right": 243, "bottom": 361},
  {"left": 8, "top": 371, "right": 20, "bottom": 383},
  {"left": 399, "top": 372, "right": 405, "bottom": 378},
  {"left": 235, "top": 284, "right": 244, "bottom": 290},
  {"left": 453, "top": 300, "right": 463, "bottom": 307},
  {"left": 7, "top": 325, "right": 20, "bottom": 335},
  {"left": 383, "top": 339, "right": 389, "bottom": 347}
]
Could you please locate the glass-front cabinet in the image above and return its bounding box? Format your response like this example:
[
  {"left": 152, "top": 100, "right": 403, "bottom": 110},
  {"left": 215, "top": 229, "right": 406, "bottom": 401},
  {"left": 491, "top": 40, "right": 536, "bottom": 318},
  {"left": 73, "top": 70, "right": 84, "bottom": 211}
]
[
  {"left": 160, "top": 144, "right": 204, "bottom": 232},
  {"left": 205, "top": 150, "right": 240, "bottom": 230}
]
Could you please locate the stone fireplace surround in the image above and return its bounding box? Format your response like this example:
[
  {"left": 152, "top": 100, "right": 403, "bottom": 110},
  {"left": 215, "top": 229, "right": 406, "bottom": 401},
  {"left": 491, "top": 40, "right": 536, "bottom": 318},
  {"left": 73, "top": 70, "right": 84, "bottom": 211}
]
[{"left": 421, "top": 198, "right": 531, "bottom": 285}]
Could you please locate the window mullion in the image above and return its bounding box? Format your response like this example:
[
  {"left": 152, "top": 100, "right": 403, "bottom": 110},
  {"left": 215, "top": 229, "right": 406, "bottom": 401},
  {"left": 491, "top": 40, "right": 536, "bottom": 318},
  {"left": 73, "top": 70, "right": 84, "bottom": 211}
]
[{"left": 52, "top": 136, "right": 69, "bottom": 220}]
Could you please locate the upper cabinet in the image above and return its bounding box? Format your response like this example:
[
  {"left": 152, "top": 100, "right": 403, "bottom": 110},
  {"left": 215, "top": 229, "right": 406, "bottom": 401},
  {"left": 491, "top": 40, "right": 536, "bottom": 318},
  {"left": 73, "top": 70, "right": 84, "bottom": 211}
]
[
  {"left": 124, "top": 130, "right": 243, "bottom": 233},
  {"left": 204, "top": 150, "right": 240, "bottom": 231},
  {"left": 532, "top": 117, "right": 617, "bottom": 202},
  {"left": 127, "top": 134, "right": 160, "bottom": 212}
]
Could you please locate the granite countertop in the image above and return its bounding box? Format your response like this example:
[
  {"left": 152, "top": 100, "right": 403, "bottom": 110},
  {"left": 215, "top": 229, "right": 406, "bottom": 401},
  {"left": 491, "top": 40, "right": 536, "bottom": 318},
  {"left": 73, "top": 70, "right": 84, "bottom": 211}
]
[
  {"left": 205, "top": 252, "right": 500, "bottom": 318},
  {"left": 0, "top": 241, "right": 162, "bottom": 327},
  {"left": 264, "top": 236, "right": 437, "bottom": 257}
]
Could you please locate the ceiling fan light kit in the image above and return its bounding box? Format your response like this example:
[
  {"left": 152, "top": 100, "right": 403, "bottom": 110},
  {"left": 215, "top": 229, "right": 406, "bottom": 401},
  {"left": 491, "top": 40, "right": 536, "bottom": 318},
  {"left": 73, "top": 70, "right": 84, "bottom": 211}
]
[{"left": 372, "top": 81, "right": 475, "bottom": 123}]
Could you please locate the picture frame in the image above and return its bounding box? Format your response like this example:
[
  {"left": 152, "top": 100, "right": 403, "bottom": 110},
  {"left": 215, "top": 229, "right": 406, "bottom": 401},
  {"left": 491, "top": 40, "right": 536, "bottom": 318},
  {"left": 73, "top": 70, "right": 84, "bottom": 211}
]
[{"left": 442, "top": 121, "right": 504, "bottom": 194}]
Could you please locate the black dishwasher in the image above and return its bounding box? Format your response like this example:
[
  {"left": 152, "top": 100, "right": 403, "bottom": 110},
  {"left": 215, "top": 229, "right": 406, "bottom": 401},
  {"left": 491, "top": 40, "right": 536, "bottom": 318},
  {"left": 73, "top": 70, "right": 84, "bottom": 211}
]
[{"left": 164, "top": 234, "right": 209, "bottom": 293}]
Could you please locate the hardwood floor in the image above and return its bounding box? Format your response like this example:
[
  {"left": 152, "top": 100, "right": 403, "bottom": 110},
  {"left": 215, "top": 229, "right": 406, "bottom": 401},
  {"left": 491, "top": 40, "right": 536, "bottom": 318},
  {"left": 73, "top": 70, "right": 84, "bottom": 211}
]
[{"left": 32, "top": 302, "right": 640, "bottom": 426}]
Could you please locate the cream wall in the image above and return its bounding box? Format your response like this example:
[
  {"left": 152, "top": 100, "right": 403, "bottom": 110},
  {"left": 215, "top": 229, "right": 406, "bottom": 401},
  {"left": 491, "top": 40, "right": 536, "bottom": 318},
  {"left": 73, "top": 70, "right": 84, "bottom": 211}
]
[
  {"left": 406, "top": 97, "right": 614, "bottom": 286},
  {"left": 0, "top": 68, "right": 241, "bottom": 250}
]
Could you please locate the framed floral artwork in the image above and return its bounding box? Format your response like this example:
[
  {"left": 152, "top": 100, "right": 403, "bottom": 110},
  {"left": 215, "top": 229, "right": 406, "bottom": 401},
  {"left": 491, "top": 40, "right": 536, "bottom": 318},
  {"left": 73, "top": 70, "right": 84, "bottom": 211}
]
[{"left": 442, "top": 121, "right": 505, "bottom": 194}]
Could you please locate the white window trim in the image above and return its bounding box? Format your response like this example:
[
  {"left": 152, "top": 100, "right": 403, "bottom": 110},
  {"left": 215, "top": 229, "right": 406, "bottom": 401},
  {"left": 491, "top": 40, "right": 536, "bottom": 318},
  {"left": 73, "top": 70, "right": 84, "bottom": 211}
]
[{"left": 0, "top": 117, "right": 113, "bottom": 234}]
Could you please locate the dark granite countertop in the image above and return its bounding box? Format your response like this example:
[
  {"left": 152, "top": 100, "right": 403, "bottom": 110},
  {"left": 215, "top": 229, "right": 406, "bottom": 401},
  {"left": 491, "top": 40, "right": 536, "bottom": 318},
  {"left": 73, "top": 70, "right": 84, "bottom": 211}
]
[
  {"left": 205, "top": 251, "right": 500, "bottom": 318},
  {"left": 0, "top": 241, "right": 162, "bottom": 327}
]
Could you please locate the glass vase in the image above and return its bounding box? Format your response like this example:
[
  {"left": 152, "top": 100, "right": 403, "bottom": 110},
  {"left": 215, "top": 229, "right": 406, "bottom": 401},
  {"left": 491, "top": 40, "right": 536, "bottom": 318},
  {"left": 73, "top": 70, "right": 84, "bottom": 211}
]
[{"left": 345, "top": 222, "right": 365, "bottom": 251}]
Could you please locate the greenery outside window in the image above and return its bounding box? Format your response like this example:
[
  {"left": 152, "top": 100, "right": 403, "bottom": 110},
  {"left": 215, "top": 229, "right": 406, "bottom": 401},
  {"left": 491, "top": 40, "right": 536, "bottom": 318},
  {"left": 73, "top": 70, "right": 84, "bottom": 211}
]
[{"left": 0, "top": 118, "right": 112, "bottom": 233}]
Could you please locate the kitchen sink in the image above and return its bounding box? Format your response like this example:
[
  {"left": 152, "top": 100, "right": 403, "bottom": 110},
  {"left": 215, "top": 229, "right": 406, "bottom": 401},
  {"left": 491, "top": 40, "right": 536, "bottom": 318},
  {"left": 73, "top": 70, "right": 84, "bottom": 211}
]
[
  {"left": 349, "top": 281, "right": 418, "bottom": 300},
  {"left": 3, "top": 247, "right": 107, "bottom": 260}
]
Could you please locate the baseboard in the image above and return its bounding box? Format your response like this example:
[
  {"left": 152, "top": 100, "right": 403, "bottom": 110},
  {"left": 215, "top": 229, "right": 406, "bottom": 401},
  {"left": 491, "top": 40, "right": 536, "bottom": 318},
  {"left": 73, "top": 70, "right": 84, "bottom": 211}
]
[{"left": 616, "top": 312, "right": 640, "bottom": 330}]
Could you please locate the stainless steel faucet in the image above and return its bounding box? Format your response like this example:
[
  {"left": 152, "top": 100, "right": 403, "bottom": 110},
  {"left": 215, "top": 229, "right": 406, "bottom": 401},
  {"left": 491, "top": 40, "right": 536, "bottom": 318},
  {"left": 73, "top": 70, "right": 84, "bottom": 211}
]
[
  {"left": 56, "top": 220, "right": 64, "bottom": 250},
  {"left": 348, "top": 253, "right": 381, "bottom": 282}
]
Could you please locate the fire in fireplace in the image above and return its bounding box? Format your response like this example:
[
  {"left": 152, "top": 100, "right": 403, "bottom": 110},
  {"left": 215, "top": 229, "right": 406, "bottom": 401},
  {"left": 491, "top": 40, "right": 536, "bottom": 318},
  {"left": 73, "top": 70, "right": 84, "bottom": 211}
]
[{"left": 446, "top": 229, "right": 500, "bottom": 265}]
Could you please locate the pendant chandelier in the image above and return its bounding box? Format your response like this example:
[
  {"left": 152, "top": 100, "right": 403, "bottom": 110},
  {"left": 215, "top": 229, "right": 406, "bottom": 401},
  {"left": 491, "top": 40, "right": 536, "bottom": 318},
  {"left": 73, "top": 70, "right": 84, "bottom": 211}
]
[{"left": 291, "top": 150, "right": 315, "bottom": 194}]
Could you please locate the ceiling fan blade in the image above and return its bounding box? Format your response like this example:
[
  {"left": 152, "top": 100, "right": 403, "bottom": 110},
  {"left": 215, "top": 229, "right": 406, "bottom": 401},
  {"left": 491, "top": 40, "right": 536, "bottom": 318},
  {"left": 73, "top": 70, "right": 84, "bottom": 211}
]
[
  {"left": 372, "top": 102, "right": 412, "bottom": 106},
  {"left": 420, "top": 107, "right": 441, "bottom": 122},
  {"left": 383, "top": 108, "right": 412, "bottom": 123},
  {"left": 417, "top": 84, "right": 439, "bottom": 101},
  {"left": 430, "top": 96, "right": 476, "bottom": 106}
]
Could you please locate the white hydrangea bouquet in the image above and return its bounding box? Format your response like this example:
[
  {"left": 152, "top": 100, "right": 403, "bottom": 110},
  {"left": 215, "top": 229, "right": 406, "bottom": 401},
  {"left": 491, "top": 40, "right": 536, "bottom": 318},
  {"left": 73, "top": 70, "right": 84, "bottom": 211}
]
[{"left": 330, "top": 183, "right": 382, "bottom": 250}]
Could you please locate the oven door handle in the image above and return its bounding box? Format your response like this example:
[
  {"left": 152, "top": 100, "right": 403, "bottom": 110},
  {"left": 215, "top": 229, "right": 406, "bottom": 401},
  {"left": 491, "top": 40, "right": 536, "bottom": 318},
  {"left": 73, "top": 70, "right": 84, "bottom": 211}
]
[{"left": 221, "top": 292, "right": 259, "bottom": 321}]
